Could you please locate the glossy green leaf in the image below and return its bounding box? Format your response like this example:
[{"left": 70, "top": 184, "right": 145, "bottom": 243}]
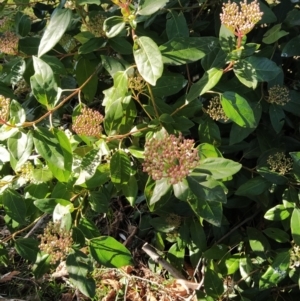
[
  {"left": 34, "top": 198, "right": 71, "bottom": 213},
  {"left": 198, "top": 116, "right": 221, "bottom": 146},
  {"left": 122, "top": 175, "right": 138, "bottom": 206},
  {"left": 103, "top": 16, "right": 126, "bottom": 38},
  {"left": 291, "top": 208, "right": 300, "bottom": 246},
  {"left": 78, "top": 37, "right": 106, "bottom": 54},
  {"left": 75, "top": 148, "right": 103, "bottom": 186},
  {"left": 204, "top": 268, "right": 224, "bottom": 298},
  {"left": 219, "top": 24, "right": 235, "bottom": 53},
  {"left": 173, "top": 179, "right": 189, "bottom": 202},
  {"left": 15, "top": 238, "right": 39, "bottom": 262},
  {"left": 15, "top": 12, "right": 31, "bottom": 37},
  {"left": 148, "top": 177, "right": 172, "bottom": 206},
  {"left": 133, "top": 36, "right": 163, "bottom": 86},
  {"left": 187, "top": 68, "right": 223, "bottom": 102},
  {"left": 9, "top": 99, "right": 26, "bottom": 125},
  {"left": 166, "top": 11, "right": 189, "bottom": 40},
  {"left": 204, "top": 245, "right": 228, "bottom": 260},
  {"left": 110, "top": 150, "right": 131, "bottom": 186},
  {"left": 75, "top": 57, "right": 98, "bottom": 101},
  {"left": 32, "top": 252, "right": 51, "bottom": 279},
  {"left": 263, "top": 228, "right": 290, "bottom": 243},
  {"left": 89, "top": 189, "right": 110, "bottom": 213},
  {"left": 30, "top": 56, "right": 58, "bottom": 108},
  {"left": 221, "top": 92, "right": 256, "bottom": 128},
  {"left": 269, "top": 104, "right": 285, "bottom": 134},
  {"left": 53, "top": 203, "right": 73, "bottom": 230},
  {"left": 108, "top": 37, "right": 133, "bottom": 55},
  {"left": 225, "top": 255, "right": 240, "bottom": 274},
  {"left": 159, "top": 37, "right": 218, "bottom": 65},
  {"left": 152, "top": 72, "right": 187, "bottom": 97},
  {"left": 78, "top": 218, "right": 100, "bottom": 239},
  {"left": 264, "top": 204, "right": 291, "bottom": 221},
  {"left": 33, "top": 127, "right": 65, "bottom": 170},
  {"left": 262, "top": 24, "right": 288, "bottom": 44},
  {"left": 235, "top": 176, "right": 270, "bottom": 196},
  {"left": 138, "top": 0, "right": 169, "bottom": 15},
  {"left": 8, "top": 131, "right": 33, "bottom": 171},
  {"left": 259, "top": 251, "right": 290, "bottom": 289},
  {"left": 239, "top": 256, "right": 253, "bottom": 285},
  {"left": 281, "top": 35, "right": 300, "bottom": 57},
  {"left": 18, "top": 37, "right": 40, "bottom": 55},
  {"left": 2, "top": 189, "right": 26, "bottom": 224},
  {"left": 67, "top": 251, "right": 95, "bottom": 298},
  {"left": 187, "top": 192, "right": 222, "bottom": 227},
  {"left": 194, "top": 157, "right": 242, "bottom": 180},
  {"left": 38, "top": 8, "right": 72, "bottom": 57},
  {"left": 247, "top": 227, "right": 270, "bottom": 258},
  {"left": 89, "top": 236, "right": 133, "bottom": 268},
  {"left": 168, "top": 243, "right": 185, "bottom": 271}
]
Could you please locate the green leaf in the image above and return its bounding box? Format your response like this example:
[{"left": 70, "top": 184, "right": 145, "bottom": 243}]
[
  {"left": 166, "top": 11, "right": 189, "bottom": 40},
  {"left": 281, "top": 35, "right": 300, "bottom": 57},
  {"left": 108, "top": 37, "right": 133, "bottom": 55},
  {"left": 187, "top": 68, "right": 223, "bottom": 102},
  {"left": 198, "top": 116, "right": 221, "bottom": 146},
  {"left": 187, "top": 192, "right": 222, "bottom": 227},
  {"left": 78, "top": 218, "right": 100, "bottom": 239},
  {"left": 15, "top": 238, "right": 39, "bottom": 262},
  {"left": 262, "top": 24, "right": 288, "bottom": 44},
  {"left": 133, "top": 36, "right": 163, "bottom": 86},
  {"left": 148, "top": 178, "right": 172, "bottom": 206},
  {"left": 9, "top": 99, "right": 26, "bottom": 125},
  {"left": 173, "top": 179, "right": 189, "bottom": 202},
  {"left": 30, "top": 56, "right": 58, "bottom": 108},
  {"left": 122, "top": 175, "right": 138, "bottom": 206},
  {"left": 32, "top": 252, "right": 51, "bottom": 279},
  {"left": 18, "top": 37, "right": 40, "bottom": 55},
  {"left": 15, "top": 12, "right": 31, "bottom": 37},
  {"left": 75, "top": 148, "right": 103, "bottom": 186},
  {"left": 291, "top": 208, "right": 300, "bottom": 246},
  {"left": 75, "top": 57, "right": 98, "bottom": 101},
  {"left": 264, "top": 204, "right": 291, "bottom": 221},
  {"left": 235, "top": 176, "right": 270, "bottom": 196},
  {"left": 53, "top": 203, "right": 73, "bottom": 230},
  {"left": 34, "top": 198, "right": 71, "bottom": 213},
  {"left": 8, "top": 131, "right": 33, "bottom": 171},
  {"left": 204, "top": 268, "right": 224, "bottom": 298},
  {"left": 259, "top": 251, "right": 290, "bottom": 290},
  {"left": 219, "top": 24, "right": 235, "bottom": 53},
  {"left": 38, "top": 8, "right": 72, "bottom": 57},
  {"left": 204, "top": 244, "right": 228, "bottom": 260},
  {"left": 269, "top": 104, "right": 285, "bottom": 134},
  {"left": 152, "top": 72, "right": 187, "bottom": 97},
  {"left": 194, "top": 157, "right": 242, "bottom": 180},
  {"left": 103, "top": 16, "right": 126, "bottom": 38},
  {"left": 33, "top": 127, "right": 65, "bottom": 170},
  {"left": 138, "top": 0, "right": 169, "bottom": 15},
  {"left": 224, "top": 255, "right": 240, "bottom": 274},
  {"left": 263, "top": 228, "right": 290, "bottom": 243},
  {"left": 159, "top": 37, "right": 218, "bottom": 65},
  {"left": 168, "top": 243, "right": 185, "bottom": 271},
  {"left": 66, "top": 251, "right": 95, "bottom": 298},
  {"left": 89, "top": 236, "right": 133, "bottom": 268},
  {"left": 221, "top": 92, "right": 256, "bottom": 128},
  {"left": 89, "top": 189, "right": 110, "bottom": 213},
  {"left": 247, "top": 227, "right": 270, "bottom": 258},
  {"left": 2, "top": 189, "right": 26, "bottom": 224},
  {"left": 78, "top": 37, "right": 106, "bottom": 54},
  {"left": 110, "top": 150, "right": 131, "bottom": 186},
  {"left": 202, "top": 47, "right": 227, "bottom": 71}
]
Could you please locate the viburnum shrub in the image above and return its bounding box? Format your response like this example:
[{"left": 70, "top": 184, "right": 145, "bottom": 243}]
[{"left": 1, "top": 0, "right": 300, "bottom": 300}]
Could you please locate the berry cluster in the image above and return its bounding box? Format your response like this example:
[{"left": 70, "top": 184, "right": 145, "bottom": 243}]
[
  {"left": 0, "top": 95, "right": 10, "bottom": 122},
  {"left": 0, "top": 32, "right": 19, "bottom": 55},
  {"left": 38, "top": 221, "right": 73, "bottom": 264},
  {"left": 72, "top": 107, "right": 104, "bottom": 137},
  {"left": 220, "top": 0, "right": 263, "bottom": 36},
  {"left": 143, "top": 133, "right": 199, "bottom": 184},
  {"left": 205, "top": 96, "right": 229, "bottom": 122},
  {"left": 267, "top": 152, "right": 293, "bottom": 175},
  {"left": 267, "top": 85, "right": 290, "bottom": 106}
]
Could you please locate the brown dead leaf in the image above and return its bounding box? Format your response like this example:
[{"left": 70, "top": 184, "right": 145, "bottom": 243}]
[
  {"left": 127, "top": 289, "right": 143, "bottom": 301},
  {"left": 102, "top": 279, "right": 120, "bottom": 291},
  {"left": 121, "top": 265, "right": 134, "bottom": 274},
  {"left": 0, "top": 271, "right": 20, "bottom": 283},
  {"left": 102, "top": 289, "right": 116, "bottom": 301},
  {"left": 146, "top": 292, "right": 157, "bottom": 301},
  {"left": 52, "top": 261, "right": 68, "bottom": 278},
  {"left": 61, "top": 292, "right": 73, "bottom": 301}
]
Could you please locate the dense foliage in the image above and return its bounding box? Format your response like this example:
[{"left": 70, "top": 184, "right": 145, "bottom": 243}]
[{"left": 1, "top": 0, "right": 300, "bottom": 300}]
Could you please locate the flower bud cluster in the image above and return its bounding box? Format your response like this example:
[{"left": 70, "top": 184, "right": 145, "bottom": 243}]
[
  {"left": 83, "top": 14, "right": 106, "bottom": 37},
  {"left": 166, "top": 213, "right": 181, "bottom": 230},
  {"left": 290, "top": 244, "right": 300, "bottom": 268},
  {"left": 64, "top": 0, "right": 76, "bottom": 9},
  {"left": 38, "top": 221, "right": 73, "bottom": 264},
  {"left": 220, "top": 0, "right": 263, "bottom": 36},
  {"left": 266, "top": 85, "right": 290, "bottom": 106},
  {"left": 267, "top": 152, "right": 293, "bottom": 175},
  {"left": 0, "top": 31, "right": 19, "bottom": 55},
  {"left": 0, "top": 17, "right": 14, "bottom": 33},
  {"left": 206, "top": 96, "right": 229, "bottom": 122},
  {"left": 72, "top": 107, "right": 104, "bottom": 137},
  {"left": 17, "top": 161, "right": 34, "bottom": 182},
  {"left": 143, "top": 133, "right": 199, "bottom": 184},
  {"left": 14, "top": 79, "right": 30, "bottom": 97},
  {"left": 128, "top": 75, "right": 146, "bottom": 92},
  {"left": 0, "top": 95, "right": 10, "bottom": 122}
]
